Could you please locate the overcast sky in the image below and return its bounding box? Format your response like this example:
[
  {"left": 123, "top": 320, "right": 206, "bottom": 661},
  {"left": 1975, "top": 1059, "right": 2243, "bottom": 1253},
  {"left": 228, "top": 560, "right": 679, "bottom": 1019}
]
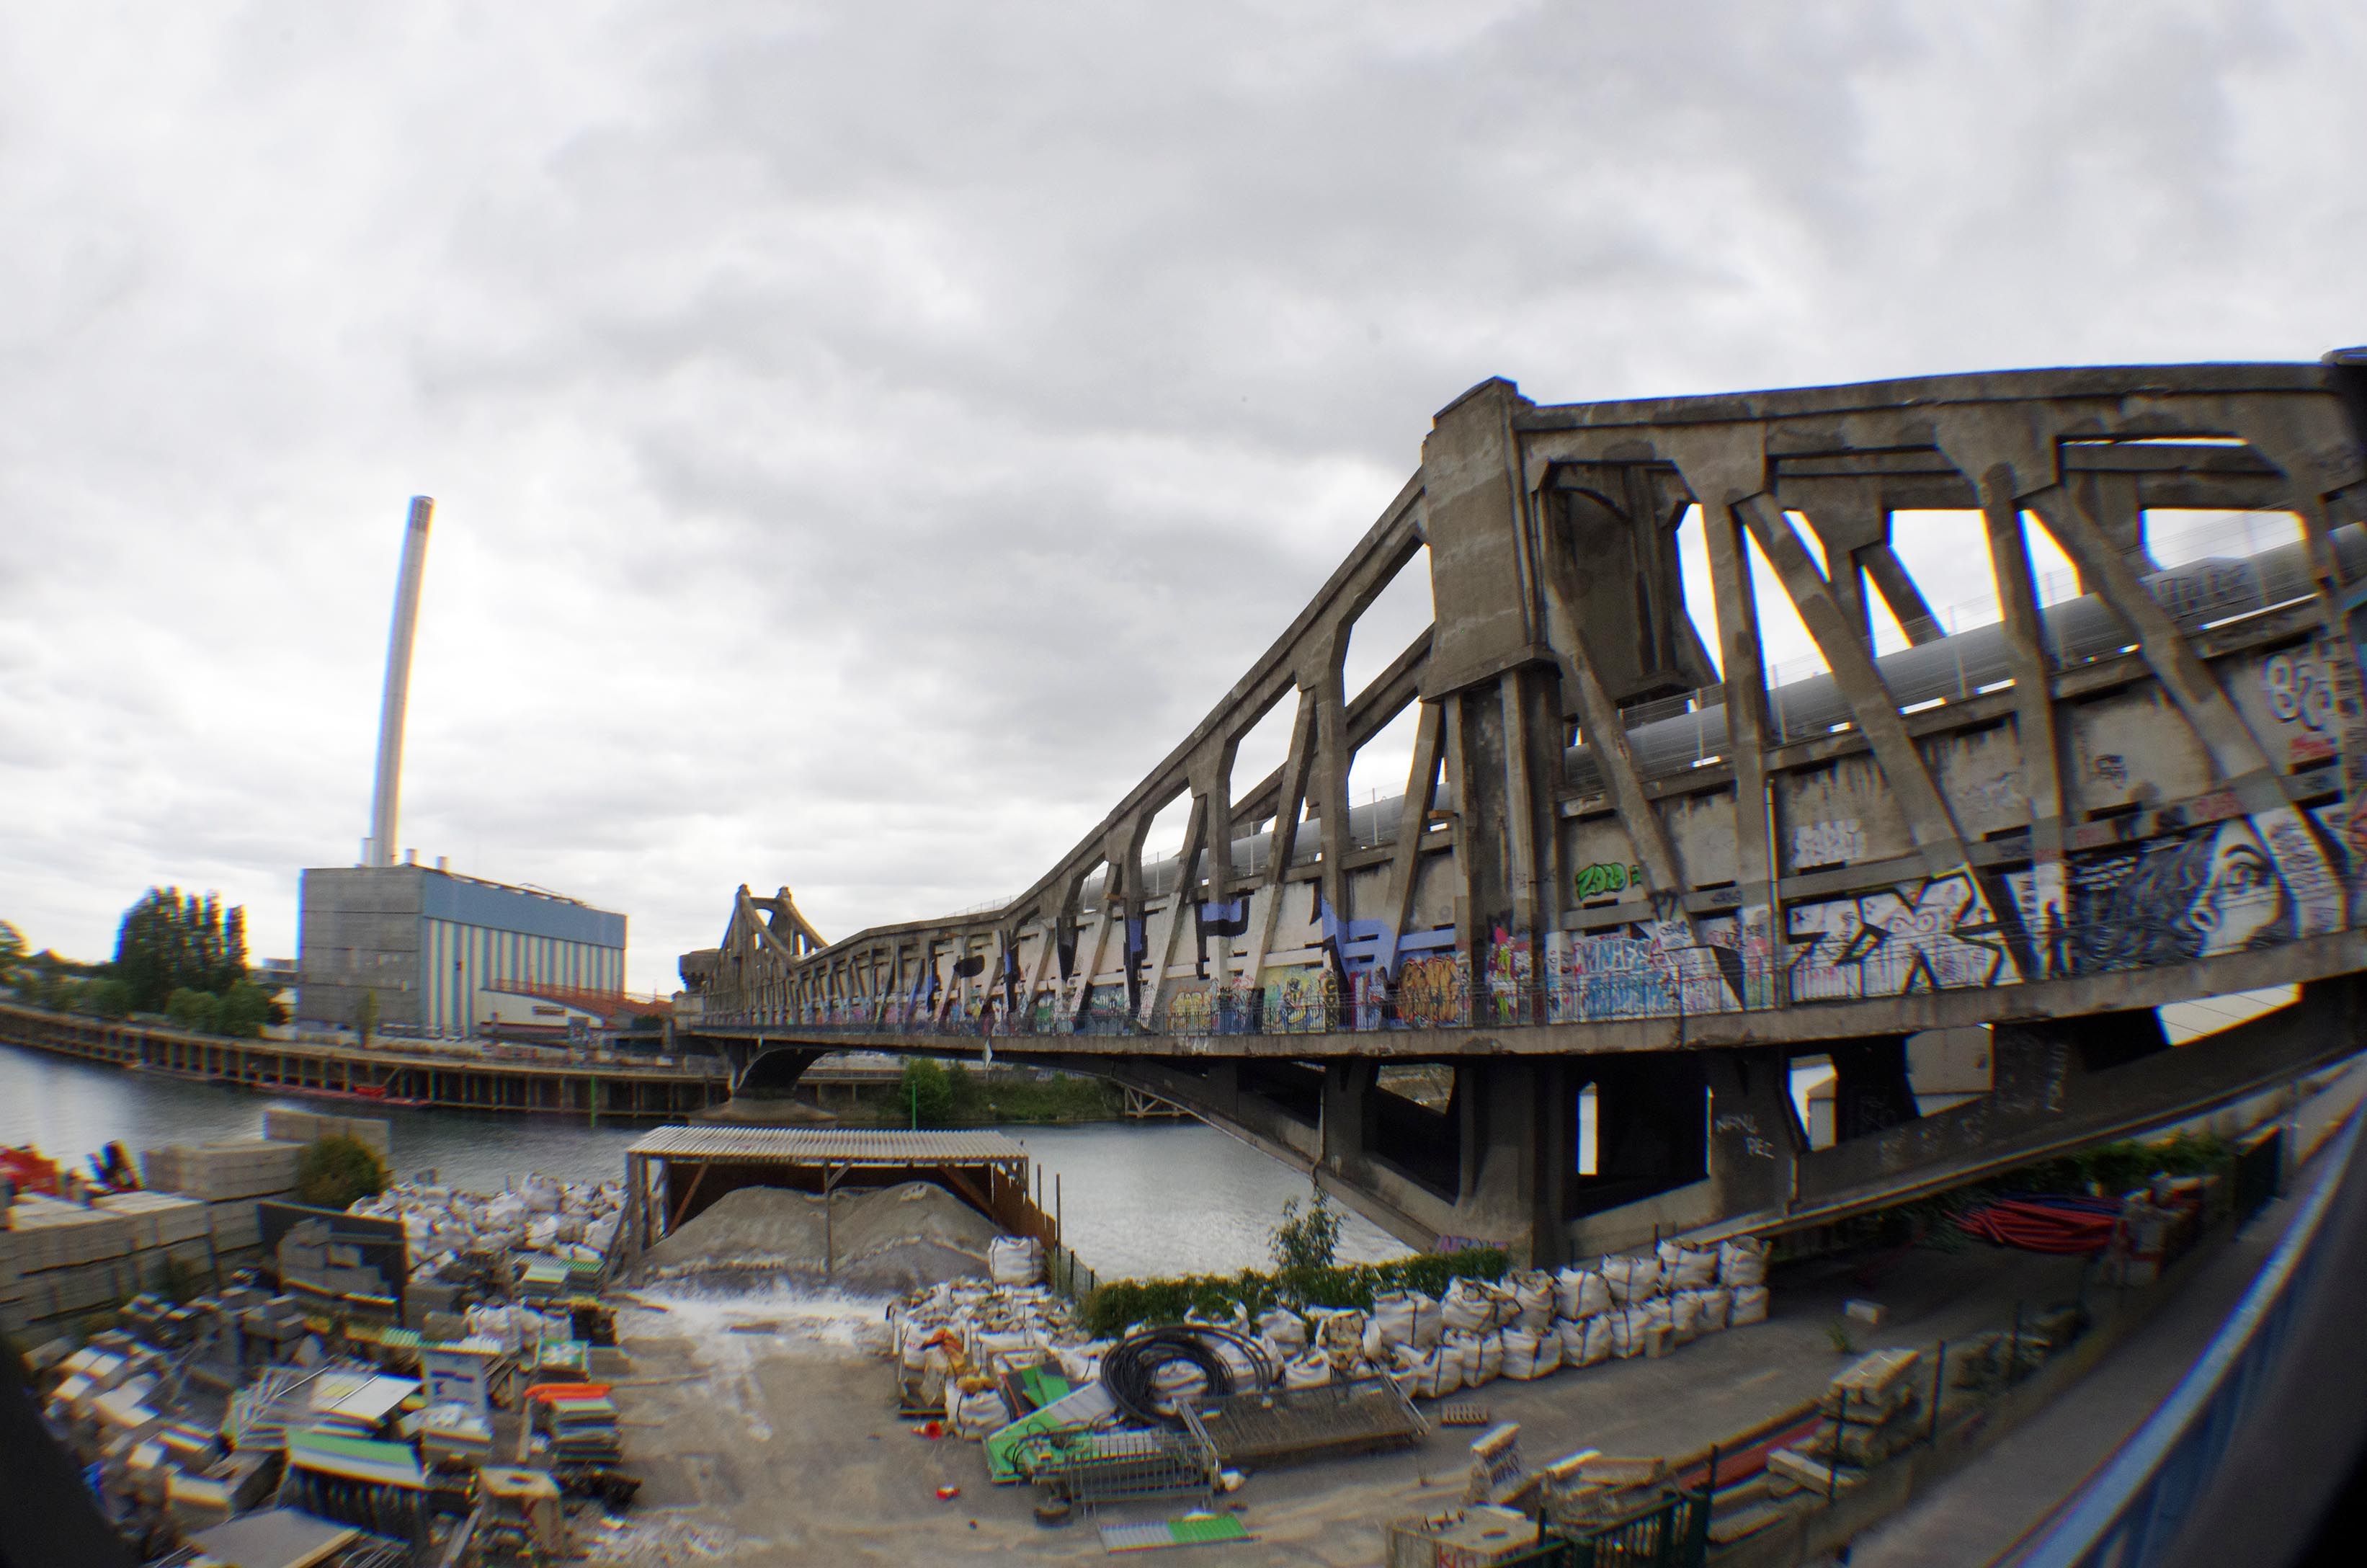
[{"left": 3, "top": 1, "right": 2361, "bottom": 994}]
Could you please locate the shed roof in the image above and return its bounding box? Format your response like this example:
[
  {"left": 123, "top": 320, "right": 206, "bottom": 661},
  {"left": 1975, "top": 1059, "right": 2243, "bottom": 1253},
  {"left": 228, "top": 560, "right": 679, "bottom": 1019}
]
[{"left": 625, "top": 1125, "right": 1029, "bottom": 1166}]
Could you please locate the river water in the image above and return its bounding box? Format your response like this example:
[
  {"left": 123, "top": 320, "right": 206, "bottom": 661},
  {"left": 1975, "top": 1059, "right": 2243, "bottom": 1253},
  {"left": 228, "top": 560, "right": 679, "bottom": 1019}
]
[{"left": 0, "top": 1044, "right": 1409, "bottom": 1280}]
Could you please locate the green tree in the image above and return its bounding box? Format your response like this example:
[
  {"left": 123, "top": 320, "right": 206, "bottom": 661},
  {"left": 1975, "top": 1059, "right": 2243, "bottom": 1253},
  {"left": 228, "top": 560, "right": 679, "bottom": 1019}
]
[
  {"left": 295, "top": 1136, "right": 388, "bottom": 1209},
  {"left": 901, "top": 1056, "right": 956, "bottom": 1126},
  {"left": 110, "top": 888, "right": 251, "bottom": 1012},
  {"left": 215, "top": 981, "right": 275, "bottom": 1039},
  {"left": 0, "top": 919, "right": 26, "bottom": 990},
  {"left": 1269, "top": 1185, "right": 1345, "bottom": 1275},
  {"left": 166, "top": 987, "right": 223, "bottom": 1033}
]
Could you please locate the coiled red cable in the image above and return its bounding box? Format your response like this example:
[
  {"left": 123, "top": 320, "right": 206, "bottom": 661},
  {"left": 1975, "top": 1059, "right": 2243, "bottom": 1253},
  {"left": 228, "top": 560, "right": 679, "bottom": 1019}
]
[{"left": 1957, "top": 1194, "right": 2122, "bottom": 1254}]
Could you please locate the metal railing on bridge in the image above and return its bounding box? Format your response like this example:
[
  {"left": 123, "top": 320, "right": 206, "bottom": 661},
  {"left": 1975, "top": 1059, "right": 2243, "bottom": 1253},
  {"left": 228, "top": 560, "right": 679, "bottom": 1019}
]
[
  {"left": 2001, "top": 1104, "right": 2367, "bottom": 1568},
  {"left": 708, "top": 906, "right": 2293, "bottom": 1042}
]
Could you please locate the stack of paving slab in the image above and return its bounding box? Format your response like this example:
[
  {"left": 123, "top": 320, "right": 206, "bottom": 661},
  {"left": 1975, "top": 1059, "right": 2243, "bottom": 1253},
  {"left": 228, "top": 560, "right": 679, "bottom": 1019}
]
[
  {"left": 139, "top": 1139, "right": 305, "bottom": 1254},
  {"left": 1, "top": 1190, "right": 213, "bottom": 1337}
]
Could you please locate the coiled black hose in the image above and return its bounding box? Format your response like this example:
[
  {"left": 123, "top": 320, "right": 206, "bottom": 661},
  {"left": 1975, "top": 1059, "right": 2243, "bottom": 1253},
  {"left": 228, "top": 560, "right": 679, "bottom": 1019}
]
[{"left": 1098, "top": 1324, "right": 1278, "bottom": 1428}]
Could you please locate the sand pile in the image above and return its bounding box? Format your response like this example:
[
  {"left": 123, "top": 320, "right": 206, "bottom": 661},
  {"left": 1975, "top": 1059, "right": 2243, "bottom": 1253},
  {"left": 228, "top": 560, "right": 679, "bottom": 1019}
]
[{"left": 622, "top": 1180, "right": 1002, "bottom": 1293}]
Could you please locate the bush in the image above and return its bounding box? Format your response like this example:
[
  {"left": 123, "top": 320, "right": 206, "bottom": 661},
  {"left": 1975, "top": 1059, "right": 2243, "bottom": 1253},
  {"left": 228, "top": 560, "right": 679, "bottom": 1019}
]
[
  {"left": 295, "top": 1136, "right": 389, "bottom": 1210},
  {"left": 1079, "top": 1247, "right": 1512, "bottom": 1338},
  {"left": 215, "top": 981, "right": 275, "bottom": 1038},
  {"left": 900, "top": 1057, "right": 956, "bottom": 1127},
  {"left": 1270, "top": 1188, "right": 1344, "bottom": 1273},
  {"left": 166, "top": 987, "right": 222, "bottom": 1033}
]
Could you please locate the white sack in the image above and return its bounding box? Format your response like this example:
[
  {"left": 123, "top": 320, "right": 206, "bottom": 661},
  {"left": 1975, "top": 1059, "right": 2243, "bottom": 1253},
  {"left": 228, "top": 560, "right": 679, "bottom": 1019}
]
[
  {"left": 1729, "top": 1286, "right": 1770, "bottom": 1326},
  {"left": 1254, "top": 1306, "right": 1309, "bottom": 1355},
  {"left": 1370, "top": 1291, "right": 1442, "bottom": 1350},
  {"left": 1498, "top": 1327, "right": 1561, "bottom": 1380},
  {"left": 1507, "top": 1270, "right": 1556, "bottom": 1335},
  {"left": 1282, "top": 1350, "right": 1334, "bottom": 1389},
  {"left": 1440, "top": 1278, "right": 1496, "bottom": 1335},
  {"left": 1719, "top": 1237, "right": 1769, "bottom": 1289},
  {"left": 1554, "top": 1268, "right": 1610, "bottom": 1323},
  {"left": 988, "top": 1236, "right": 1044, "bottom": 1286},
  {"left": 1391, "top": 1343, "right": 1461, "bottom": 1399},
  {"left": 1600, "top": 1255, "right": 1662, "bottom": 1305},
  {"left": 1657, "top": 1241, "right": 1719, "bottom": 1291}
]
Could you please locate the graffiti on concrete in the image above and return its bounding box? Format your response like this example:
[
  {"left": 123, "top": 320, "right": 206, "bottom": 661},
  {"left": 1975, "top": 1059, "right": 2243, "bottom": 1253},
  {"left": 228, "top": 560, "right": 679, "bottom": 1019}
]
[
  {"left": 1573, "top": 862, "right": 1644, "bottom": 902},
  {"left": 2054, "top": 814, "right": 2330, "bottom": 974},
  {"left": 1545, "top": 919, "right": 1744, "bottom": 1023},
  {"left": 1261, "top": 963, "right": 1336, "bottom": 1033},
  {"left": 1790, "top": 819, "right": 1867, "bottom": 870},
  {"left": 1483, "top": 929, "right": 1534, "bottom": 1024},
  {"left": 1396, "top": 953, "right": 1469, "bottom": 1028},
  {"left": 2260, "top": 647, "right": 2339, "bottom": 769},
  {"left": 1785, "top": 870, "right": 2018, "bottom": 1001}
]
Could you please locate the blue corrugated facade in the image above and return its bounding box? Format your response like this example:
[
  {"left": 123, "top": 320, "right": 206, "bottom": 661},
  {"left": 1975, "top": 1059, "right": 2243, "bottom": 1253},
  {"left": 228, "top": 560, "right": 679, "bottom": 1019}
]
[{"left": 298, "top": 865, "right": 628, "bottom": 1038}]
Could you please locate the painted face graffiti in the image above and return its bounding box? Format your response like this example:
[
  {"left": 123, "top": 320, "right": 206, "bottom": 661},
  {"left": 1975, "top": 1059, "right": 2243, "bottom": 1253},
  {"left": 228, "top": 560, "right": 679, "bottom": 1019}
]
[{"left": 2067, "top": 818, "right": 2296, "bottom": 974}]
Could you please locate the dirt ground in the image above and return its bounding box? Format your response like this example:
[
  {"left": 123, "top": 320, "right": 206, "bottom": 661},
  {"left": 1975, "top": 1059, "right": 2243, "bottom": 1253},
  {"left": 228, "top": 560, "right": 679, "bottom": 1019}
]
[{"left": 589, "top": 1240, "right": 2095, "bottom": 1567}]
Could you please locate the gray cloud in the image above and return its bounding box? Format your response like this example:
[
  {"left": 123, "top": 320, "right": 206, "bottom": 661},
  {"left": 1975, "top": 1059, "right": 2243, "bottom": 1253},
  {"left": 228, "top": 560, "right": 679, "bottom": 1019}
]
[{"left": 3, "top": 1, "right": 2361, "bottom": 990}]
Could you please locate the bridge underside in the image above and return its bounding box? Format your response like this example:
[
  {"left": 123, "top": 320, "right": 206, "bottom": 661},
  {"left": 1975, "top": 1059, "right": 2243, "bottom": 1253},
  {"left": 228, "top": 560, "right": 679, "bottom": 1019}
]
[{"left": 702, "top": 976, "right": 2363, "bottom": 1263}]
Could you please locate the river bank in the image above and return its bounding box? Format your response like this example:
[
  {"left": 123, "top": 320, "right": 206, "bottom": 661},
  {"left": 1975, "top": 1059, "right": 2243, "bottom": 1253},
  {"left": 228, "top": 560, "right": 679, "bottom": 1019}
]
[{"left": 0, "top": 1041, "right": 1408, "bottom": 1280}]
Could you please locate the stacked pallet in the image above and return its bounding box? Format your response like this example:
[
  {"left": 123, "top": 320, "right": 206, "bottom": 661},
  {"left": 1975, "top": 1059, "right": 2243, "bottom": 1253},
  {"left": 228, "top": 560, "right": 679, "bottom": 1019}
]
[
  {"left": 140, "top": 1139, "right": 303, "bottom": 1253},
  {"left": 0, "top": 1190, "right": 213, "bottom": 1335},
  {"left": 262, "top": 1109, "right": 391, "bottom": 1160}
]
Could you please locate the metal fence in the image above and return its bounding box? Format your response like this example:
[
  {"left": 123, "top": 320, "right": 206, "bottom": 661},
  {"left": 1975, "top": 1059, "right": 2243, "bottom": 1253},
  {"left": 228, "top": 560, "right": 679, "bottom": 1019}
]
[
  {"left": 703, "top": 901, "right": 2291, "bottom": 1042},
  {"left": 2001, "top": 1107, "right": 2365, "bottom": 1568}
]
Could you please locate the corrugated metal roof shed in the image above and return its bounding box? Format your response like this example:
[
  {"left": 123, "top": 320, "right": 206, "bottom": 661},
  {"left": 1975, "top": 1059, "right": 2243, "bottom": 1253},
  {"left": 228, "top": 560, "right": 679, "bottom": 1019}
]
[{"left": 626, "top": 1126, "right": 1028, "bottom": 1164}]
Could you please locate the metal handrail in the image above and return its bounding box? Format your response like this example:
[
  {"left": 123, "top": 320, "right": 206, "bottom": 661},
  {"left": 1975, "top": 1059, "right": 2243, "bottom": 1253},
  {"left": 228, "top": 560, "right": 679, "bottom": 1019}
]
[{"left": 2002, "top": 1104, "right": 2365, "bottom": 1567}]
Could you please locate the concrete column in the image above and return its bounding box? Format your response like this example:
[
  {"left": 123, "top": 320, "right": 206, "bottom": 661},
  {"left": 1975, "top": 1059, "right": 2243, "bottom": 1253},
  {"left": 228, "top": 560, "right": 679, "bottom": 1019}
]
[{"left": 1706, "top": 1046, "right": 1801, "bottom": 1218}]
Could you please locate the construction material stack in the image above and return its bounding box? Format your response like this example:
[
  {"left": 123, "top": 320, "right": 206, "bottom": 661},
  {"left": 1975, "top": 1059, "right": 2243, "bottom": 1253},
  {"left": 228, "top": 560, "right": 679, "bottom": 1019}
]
[
  {"left": 1, "top": 1188, "right": 211, "bottom": 1338},
  {"left": 140, "top": 1138, "right": 305, "bottom": 1255}
]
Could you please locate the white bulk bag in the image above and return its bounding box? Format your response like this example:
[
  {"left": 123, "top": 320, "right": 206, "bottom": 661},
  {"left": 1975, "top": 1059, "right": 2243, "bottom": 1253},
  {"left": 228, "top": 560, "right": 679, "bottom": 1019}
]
[
  {"left": 1608, "top": 1302, "right": 1670, "bottom": 1360},
  {"left": 1657, "top": 1241, "right": 1719, "bottom": 1291},
  {"left": 1370, "top": 1290, "right": 1443, "bottom": 1350},
  {"left": 1498, "top": 1327, "right": 1562, "bottom": 1380},
  {"left": 1559, "top": 1314, "right": 1613, "bottom": 1368},
  {"left": 1554, "top": 1268, "right": 1610, "bottom": 1323},
  {"left": 988, "top": 1236, "right": 1045, "bottom": 1286},
  {"left": 1507, "top": 1271, "right": 1557, "bottom": 1335},
  {"left": 1254, "top": 1306, "right": 1309, "bottom": 1355},
  {"left": 1729, "top": 1286, "right": 1770, "bottom": 1326},
  {"left": 949, "top": 1385, "right": 1008, "bottom": 1438},
  {"left": 1665, "top": 1291, "right": 1703, "bottom": 1344},
  {"left": 1719, "top": 1236, "right": 1769, "bottom": 1289},
  {"left": 1391, "top": 1343, "right": 1461, "bottom": 1399},
  {"left": 1440, "top": 1328, "right": 1484, "bottom": 1386},
  {"left": 1470, "top": 1330, "right": 1506, "bottom": 1385},
  {"left": 1693, "top": 1286, "right": 1733, "bottom": 1333},
  {"left": 1440, "top": 1278, "right": 1495, "bottom": 1335},
  {"left": 1600, "top": 1255, "right": 1662, "bottom": 1305},
  {"left": 1282, "top": 1350, "right": 1334, "bottom": 1389}
]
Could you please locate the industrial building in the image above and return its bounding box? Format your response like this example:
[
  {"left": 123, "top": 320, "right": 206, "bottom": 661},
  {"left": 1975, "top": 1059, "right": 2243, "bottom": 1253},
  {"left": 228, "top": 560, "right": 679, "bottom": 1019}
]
[
  {"left": 296, "top": 864, "right": 627, "bottom": 1039},
  {"left": 290, "top": 494, "right": 634, "bottom": 1041}
]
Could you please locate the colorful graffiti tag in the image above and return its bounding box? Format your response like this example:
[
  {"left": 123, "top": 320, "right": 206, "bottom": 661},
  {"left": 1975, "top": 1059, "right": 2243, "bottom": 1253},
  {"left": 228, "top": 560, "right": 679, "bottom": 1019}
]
[
  {"left": 1261, "top": 963, "right": 1337, "bottom": 1033},
  {"left": 1785, "top": 870, "right": 2018, "bottom": 1000},
  {"left": 1395, "top": 953, "right": 1469, "bottom": 1028},
  {"left": 1545, "top": 918, "right": 1745, "bottom": 1023}
]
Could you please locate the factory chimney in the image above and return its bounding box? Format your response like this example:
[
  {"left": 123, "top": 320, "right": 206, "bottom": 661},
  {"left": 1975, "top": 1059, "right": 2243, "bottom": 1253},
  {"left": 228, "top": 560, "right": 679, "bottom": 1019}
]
[{"left": 365, "top": 496, "right": 434, "bottom": 868}]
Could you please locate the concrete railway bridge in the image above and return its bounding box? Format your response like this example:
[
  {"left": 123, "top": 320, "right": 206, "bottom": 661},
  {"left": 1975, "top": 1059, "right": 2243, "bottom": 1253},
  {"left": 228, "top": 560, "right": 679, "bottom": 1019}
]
[{"left": 679, "top": 355, "right": 2367, "bottom": 1265}]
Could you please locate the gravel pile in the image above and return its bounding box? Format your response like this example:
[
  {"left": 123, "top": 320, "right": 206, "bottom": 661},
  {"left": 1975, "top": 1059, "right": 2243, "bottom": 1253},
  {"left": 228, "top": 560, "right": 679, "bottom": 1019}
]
[{"left": 622, "top": 1180, "right": 1002, "bottom": 1293}]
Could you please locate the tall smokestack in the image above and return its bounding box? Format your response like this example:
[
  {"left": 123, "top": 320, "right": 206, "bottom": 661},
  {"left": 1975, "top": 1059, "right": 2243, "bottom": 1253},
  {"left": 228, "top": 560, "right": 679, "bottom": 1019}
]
[{"left": 367, "top": 496, "right": 434, "bottom": 869}]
